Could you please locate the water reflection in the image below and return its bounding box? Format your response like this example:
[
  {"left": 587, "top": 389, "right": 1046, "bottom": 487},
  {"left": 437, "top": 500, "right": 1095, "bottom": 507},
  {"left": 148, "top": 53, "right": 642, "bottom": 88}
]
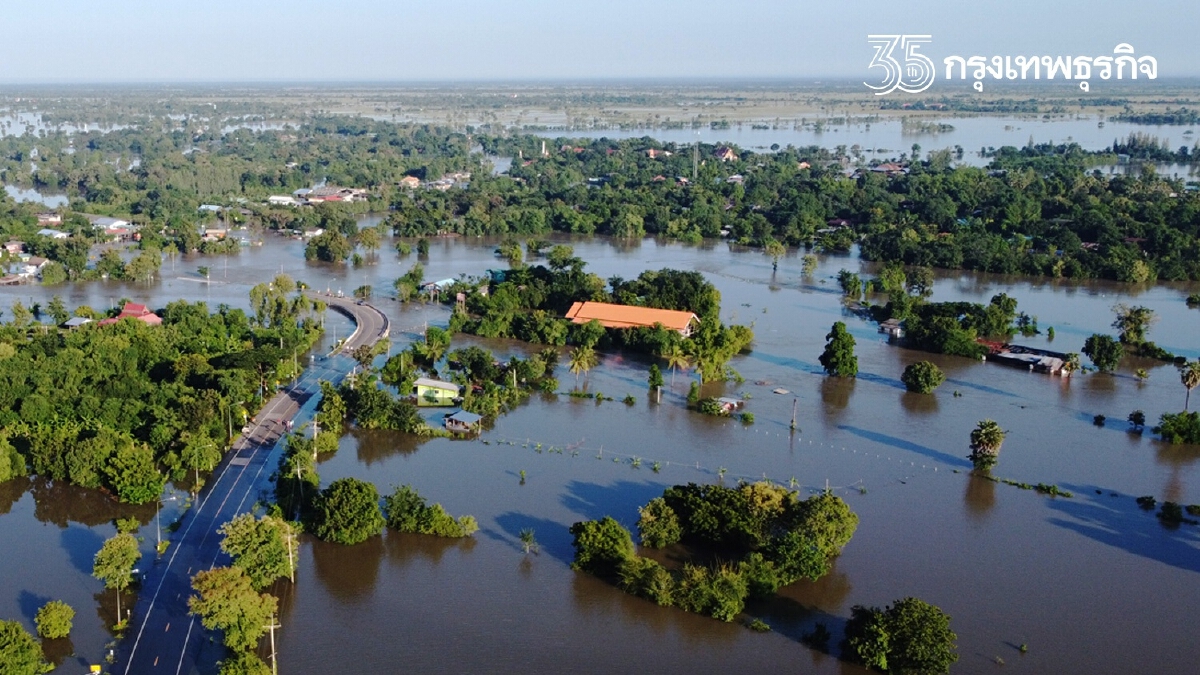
[
  {"left": 30, "top": 479, "right": 153, "bottom": 528},
  {"left": 819, "top": 377, "right": 854, "bottom": 422},
  {"left": 40, "top": 636, "right": 77, "bottom": 670},
  {"left": 898, "top": 392, "right": 939, "bottom": 416},
  {"left": 964, "top": 473, "right": 997, "bottom": 519},
  {"left": 0, "top": 477, "right": 28, "bottom": 516},
  {"left": 384, "top": 529, "right": 476, "bottom": 569},
  {"left": 311, "top": 534, "right": 384, "bottom": 603},
  {"left": 1154, "top": 441, "right": 1200, "bottom": 505}
]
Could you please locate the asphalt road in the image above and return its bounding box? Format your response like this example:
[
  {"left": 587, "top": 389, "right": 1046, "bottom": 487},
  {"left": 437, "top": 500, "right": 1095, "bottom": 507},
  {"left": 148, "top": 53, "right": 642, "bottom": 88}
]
[{"left": 117, "top": 300, "right": 388, "bottom": 675}]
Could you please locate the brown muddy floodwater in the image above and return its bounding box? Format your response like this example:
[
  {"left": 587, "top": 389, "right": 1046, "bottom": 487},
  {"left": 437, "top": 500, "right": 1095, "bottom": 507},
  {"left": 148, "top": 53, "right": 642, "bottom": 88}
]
[{"left": 2, "top": 228, "right": 1199, "bottom": 674}]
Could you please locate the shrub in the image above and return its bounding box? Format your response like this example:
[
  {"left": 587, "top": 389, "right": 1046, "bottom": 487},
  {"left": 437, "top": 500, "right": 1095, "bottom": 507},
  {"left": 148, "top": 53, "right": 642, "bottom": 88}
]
[
  {"left": 845, "top": 598, "right": 958, "bottom": 675},
  {"left": 311, "top": 478, "right": 384, "bottom": 545},
  {"left": 675, "top": 563, "right": 747, "bottom": 622},
  {"left": 35, "top": 600, "right": 75, "bottom": 639},
  {"left": 1159, "top": 501, "right": 1185, "bottom": 524}
]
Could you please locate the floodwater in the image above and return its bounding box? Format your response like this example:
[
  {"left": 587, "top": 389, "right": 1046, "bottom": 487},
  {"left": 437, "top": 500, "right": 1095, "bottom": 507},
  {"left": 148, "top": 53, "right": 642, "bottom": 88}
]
[
  {"left": 2, "top": 227, "right": 1199, "bottom": 674},
  {"left": 4, "top": 185, "right": 69, "bottom": 208}
]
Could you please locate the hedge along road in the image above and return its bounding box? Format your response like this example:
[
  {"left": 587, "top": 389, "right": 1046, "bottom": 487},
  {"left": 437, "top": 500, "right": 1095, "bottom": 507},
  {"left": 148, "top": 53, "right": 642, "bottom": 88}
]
[{"left": 118, "top": 297, "right": 389, "bottom": 675}]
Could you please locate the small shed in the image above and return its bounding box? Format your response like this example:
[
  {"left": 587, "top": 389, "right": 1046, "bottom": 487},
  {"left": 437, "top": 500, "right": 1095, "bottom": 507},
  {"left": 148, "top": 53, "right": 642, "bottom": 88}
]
[
  {"left": 413, "top": 377, "right": 461, "bottom": 406},
  {"left": 62, "top": 317, "right": 92, "bottom": 329},
  {"left": 444, "top": 410, "right": 483, "bottom": 434},
  {"left": 879, "top": 318, "right": 904, "bottom": 339}
]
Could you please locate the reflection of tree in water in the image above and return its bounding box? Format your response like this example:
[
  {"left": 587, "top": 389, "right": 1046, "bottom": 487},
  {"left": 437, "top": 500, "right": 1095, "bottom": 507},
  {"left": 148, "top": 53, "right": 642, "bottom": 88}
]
[
  {"left": 1155, "top": 441, "right": 1200, "bottom": 504},
  {"left": 93, "top": 589, "right": 133, "bottom": 637},
  {"left": 964, "top": 473, "right": 996, "bottom": 519},
  {"left": 384, "top": 529, "right": 475, "bottom": 569},
  {"left": 899, "top": 391, "right": 939, "bottom": 416},
  {"left": 311, "top": 534, "right": 384, "bottom": 603},
  {"left": 1082, "top": 372, "right": 1118, "bottom": 396},
  {"left": 0, "top": 477, "right": 29, "bottom": 516},
  {"left": 40, "top": 636, "right": 75, "bottom": 669},
  {"left": 31, "top": 478, "right": 153, "bottom": 528},
  {"left": 819, "top": 377, "right": 855, "bottom": 427},
  {"left": 343, "top": 428, "right": 429, "bottom": 466}
]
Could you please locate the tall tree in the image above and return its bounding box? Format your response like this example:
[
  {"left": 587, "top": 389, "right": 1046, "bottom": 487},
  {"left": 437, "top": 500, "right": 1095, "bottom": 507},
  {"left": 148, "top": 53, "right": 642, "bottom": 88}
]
[
  {"left": 968, "top": 419, "right": 1006, "bottom": 471},
  {"left": 845, "top": 598, "right": 958, "bottom": 675},
  {"left": 763, "top": 238, "right": 786, "bottom": 272},
  {"left": 188, "top": 566, "right": 278, "bottom": 653},
  {"left": 662, "top": 343, "right": 690, "bottom": 386},
  {"left": 819, "top": 322, "right": 858, "bottom": 377},
  {"left": 1180, "top": 361, "right": 1200, "bottom": 412},
  {"left": 568, "top": 345, "right": 599, "bottom": 386},
  {"left": 1112, "top": 304, "right": 1157, "bottom": 347},
  {"left": 93, "top": 532, "right": 140, "bottom": 624},
  {"left": 312, "top": 478, "right": 385, "bottom": 545}
]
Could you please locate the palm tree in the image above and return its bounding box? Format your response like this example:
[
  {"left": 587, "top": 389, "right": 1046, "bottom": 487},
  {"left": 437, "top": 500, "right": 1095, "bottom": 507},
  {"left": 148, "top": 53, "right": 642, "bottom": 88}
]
[
  {"left": 968, "top": 419, "right": 1006, "bottom": 471},
  {"left": 662, "top": 343, "right": 690, "bottom": 387},
  {"left": 568, "top": 346, "right": 598, "bottom": 386},
  {"left": 1180, "top": 361, "right": 1200, "bottom": 411}
]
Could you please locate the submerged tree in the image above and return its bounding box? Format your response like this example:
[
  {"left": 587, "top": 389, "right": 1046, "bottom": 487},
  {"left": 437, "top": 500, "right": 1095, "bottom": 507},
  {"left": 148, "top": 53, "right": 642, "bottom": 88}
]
[
  {"left": 312, "top": 478, "right": 385, "bottom": 545},
  {"left": 188, "top": 566, "right": 278, "bottom": 653},
  {"left": 901, "top": 361, "right": 945, "bottom": 394},
  {"left": 819, "top": 322, "right": 858, "bottom": 378},
  {"left": 0, "top": 620, "right": 50, "bottom": 675},
  {"left": 968, "top": 419, "right": 1006, "bottom": 471},
  {"left": 1112, "top": 303, "right": 1157, "bottom": 347},
  {"left": 93, "top": 532, "right": 140, "bottom": 625},
  {"left": 763, "top": 238, "right": 786, "bottom": 272},
  {"left": 568, "top": 345, "right": 599, "bottom": 386},
  {"left": 845, "top": 597, "right": 958, "bottom": 675},
  {"left": 1082, "top": 334, "right": 1123, "bottom": 372}
]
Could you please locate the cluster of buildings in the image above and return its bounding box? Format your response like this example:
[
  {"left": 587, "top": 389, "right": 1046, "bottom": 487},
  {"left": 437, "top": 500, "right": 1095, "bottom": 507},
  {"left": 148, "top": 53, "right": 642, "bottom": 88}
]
[
  {"left": 267, "top": 185, "right": 369, "bottom": 207},
  {"left": 397, "top": 172, "right": 471, "bottom": 192}
]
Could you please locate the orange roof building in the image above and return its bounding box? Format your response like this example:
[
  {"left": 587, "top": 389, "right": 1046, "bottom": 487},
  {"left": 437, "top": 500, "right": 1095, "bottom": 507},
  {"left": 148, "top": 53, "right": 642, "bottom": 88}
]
[
  {"left": 97, "top": 302, "right": 162, "bottom": 327},
  {"left": 565, "top": 301, "right": 698, "bottom": 336}
]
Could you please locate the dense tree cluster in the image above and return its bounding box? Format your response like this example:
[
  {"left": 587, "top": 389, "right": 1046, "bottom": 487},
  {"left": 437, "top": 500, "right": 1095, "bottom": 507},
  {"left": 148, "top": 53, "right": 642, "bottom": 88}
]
[
  {"left": 0, "top": 293, "right": 321, "bottom": 501},
  {"left": 570, "top": 482, "right": 858, "bottom": 623},
  {"left": 844, "top": 598, "right": 958, "bottom": 675},
  {"left": 384, "top": 485, "right": 478, "bottom": 538}
]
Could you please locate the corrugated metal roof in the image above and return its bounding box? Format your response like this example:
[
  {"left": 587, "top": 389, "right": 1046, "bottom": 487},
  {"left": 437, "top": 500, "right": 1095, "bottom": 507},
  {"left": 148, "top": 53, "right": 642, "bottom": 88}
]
[{"left": 564, "top": 301, "right": 697, "bottom": 332}]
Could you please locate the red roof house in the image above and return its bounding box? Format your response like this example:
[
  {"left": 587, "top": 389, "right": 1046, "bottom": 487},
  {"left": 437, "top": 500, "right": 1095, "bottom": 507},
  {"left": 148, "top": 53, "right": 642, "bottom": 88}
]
[{"left": 98, "top": 302, "right": 162, "bottom": 326}]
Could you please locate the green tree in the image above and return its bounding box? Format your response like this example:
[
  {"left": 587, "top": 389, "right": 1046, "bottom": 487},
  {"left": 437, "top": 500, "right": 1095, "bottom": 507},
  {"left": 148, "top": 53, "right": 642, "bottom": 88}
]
[
  {"left": 217, "top": 652, "right": 272, "bottom": 675},
  {"left": 92, "top": 532, "right": 140, "bottom": 623},
  {"left": 819, "top": 322, "right": 858, "bottom": 377},
  {"left": 569, "top": 516, "right": 635, "bottom": 578},
  {"left": 1179, "top": 361, "right": 1200, "bottom": 411},
  {"left": 968, "top": 419, "right": 1005, "bottom": 471},
  {"left": 901, "top": 361, "right": 945, "bottom": 394},
  {"left": 647, "top": 364, "right": 664, "bottom": 397},
  {"left": 39, "top": 262, "right": 67, "bottom": 285},
  {"left": 188, "top": 566, "right": 278, "bottom": 653},
  {"left": 1154, "top": 411, "right": 1200, "bottom": 444},
  {"left": 10, "top": 301, "right": 31, "bottom": 328},
  {"left": 416, "top": 237, "right": 430, "bottom": 257},
  {"left": 793, "top": 491, "right": 859, "bottom": 559},
  {"left": 845, "top": 598, "right": 958, "bottom": 675},
  {"left": 0, "top": 620, "right": 50, "bottom": 675},
  {"left": 355, "top": 226, "right": 381, "bottom": 254},
  {"left": 801, "top": 254, "right": 818, "bottom": 277},
  {"left": 353, "top": 284, "right": 372, "bottom": 301},
  {"left": 1112, "top": 303, "right": 1157, "bottom": 347},
  {"left": 1082, "top": 334, "right": 1123, "bottom": 372},
  {"left": 567, "top": 345, "right": 599, "bottom": 386},
  {"left": 837, "top": 269, "right": 862, "bottom": 299},
  {"left": 219, "top": 514, "right": 297, "bottom": 590},
  {"left": 763, "top": 238, "right": 786, "bottom": 272},
  {"left": 45, "top": 296, "right": 69, "bottom": 325},
  {"left": 105, "top": 442, "right": 166, "bottom": 504},
  {"left": 305, "top": 231, "right": 353, "bottom": 263},
  {"left": 637, "top": 498, "right": 682, "bottom": 548},
  {"left": 34, "top": 600, "right": 74, "bottom": 639},
  {"left": 384, "top": 484, "right": 479, "bottom": 538},
  {"left": 662, "top": 342, "right": 690, "bottom": 386},
  {"left": 312, "top": 478, "right": 384, "bottom": 545}
]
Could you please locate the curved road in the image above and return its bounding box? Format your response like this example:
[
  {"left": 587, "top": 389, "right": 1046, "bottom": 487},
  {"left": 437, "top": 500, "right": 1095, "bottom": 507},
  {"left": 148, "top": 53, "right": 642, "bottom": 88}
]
[{"left": 117, "top": 299, "right": 388, "bottom": 675}]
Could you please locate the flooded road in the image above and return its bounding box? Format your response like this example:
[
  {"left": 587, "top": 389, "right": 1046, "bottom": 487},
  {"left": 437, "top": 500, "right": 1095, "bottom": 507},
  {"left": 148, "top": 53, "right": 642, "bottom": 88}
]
[{"left": 2, "top": 228, "right": 1199, "bottom": 673}]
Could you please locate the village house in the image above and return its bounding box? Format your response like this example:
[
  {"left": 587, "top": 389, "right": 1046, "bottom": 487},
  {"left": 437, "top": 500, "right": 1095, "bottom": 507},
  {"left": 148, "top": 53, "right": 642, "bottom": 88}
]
[
  {"left": 413, "top": 377, "right": 462, "bottom": 407},
  {"left": 267, "top": 195, "right": 301, "bottom": 207},
  {"left": 444, "top": 410, "right": 483, "bottom": 434},
  {"left": 295, "top": 186, "right": 368, "bottom": 203},
  {"left": 713, "top": 146, "right": 738, "bottom": 162},
  {"left": 61, "top": 317, "right": 92, "bottom": 329},
  {"left": 37, "top": 228, "right": 68, "bottom": 239},
  {"left": 564, "top": 301, "right": 699, "bottom": 337},
  {"left": 3, "top": 241, "right": 23, "bottom": 255},
  {"left": 36, "top": 212, "right": 62, "bottom": 225},
  {"left": 878, "top": 318, "right": 904, "bottom": 339},
  {"left": 88, "top": 216, "right": 132, "bottom": 231},
  {"left": 21, "top": 256, "right": 49, "bottom": 278},
  {"left": 397, "top": 176, "right": 421, "bottom": 189},
  {"left": 97, "top": 302, "right": 163, "bottom": 327}
]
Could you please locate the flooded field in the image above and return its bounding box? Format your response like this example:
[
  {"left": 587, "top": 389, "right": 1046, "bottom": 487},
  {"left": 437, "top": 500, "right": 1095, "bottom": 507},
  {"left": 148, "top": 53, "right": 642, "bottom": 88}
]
[{"left": 2, "top": 229, "right": 1199, "bottom": 674}]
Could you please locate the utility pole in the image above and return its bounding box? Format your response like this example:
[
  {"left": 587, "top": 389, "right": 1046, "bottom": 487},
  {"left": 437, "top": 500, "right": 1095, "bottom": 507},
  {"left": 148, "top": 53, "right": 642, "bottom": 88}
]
[
  {"left": 265, "top": 615, "right": 281, "bottom": 675},
  {"left": 790, "top": 398, "right": 798, "bottom": 431}
]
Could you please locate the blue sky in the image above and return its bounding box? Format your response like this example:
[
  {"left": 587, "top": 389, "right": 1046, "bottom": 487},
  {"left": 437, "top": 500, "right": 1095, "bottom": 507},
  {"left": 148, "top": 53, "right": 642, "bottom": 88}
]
[{"left": 2, "top": 0, "right": 1191, "bottom": 82}]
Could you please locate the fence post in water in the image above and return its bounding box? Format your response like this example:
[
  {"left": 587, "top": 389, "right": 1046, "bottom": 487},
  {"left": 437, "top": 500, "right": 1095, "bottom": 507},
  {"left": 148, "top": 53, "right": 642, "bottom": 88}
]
[{"left": 790, "top": 398, "right": 798, "bottom": 431}]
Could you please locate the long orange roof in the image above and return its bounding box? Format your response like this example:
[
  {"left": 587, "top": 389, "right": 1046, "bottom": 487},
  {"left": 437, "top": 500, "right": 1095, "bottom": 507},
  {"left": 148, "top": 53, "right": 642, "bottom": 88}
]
[{"left": 565, "top": 301, "right": 697, "bottom": 332}]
